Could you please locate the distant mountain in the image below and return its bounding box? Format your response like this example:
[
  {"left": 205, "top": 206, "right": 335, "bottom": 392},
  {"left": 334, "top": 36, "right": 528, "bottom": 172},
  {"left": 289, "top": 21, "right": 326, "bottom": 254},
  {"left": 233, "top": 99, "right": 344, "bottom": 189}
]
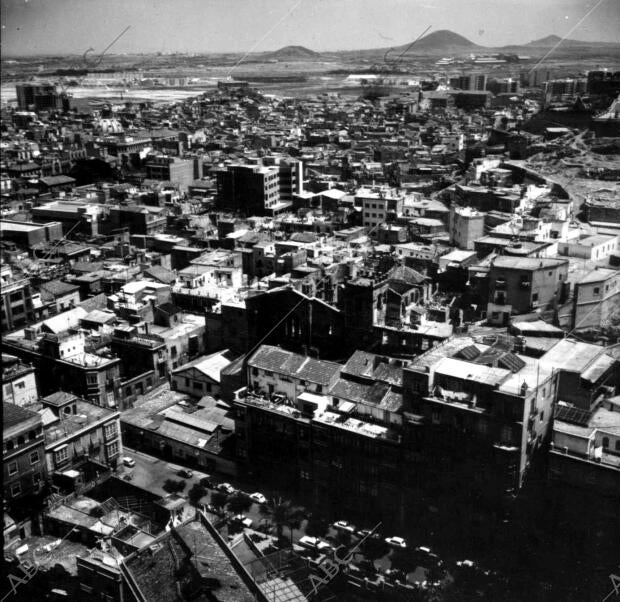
[
  {"left": 335, "top": 29, "right": 619, "bottom": 60},
  {"left": 263, "top": 45, "right": 320, "bottom": 61},
  {"left": 391, "top": 29, "right": 480, "bottom": 55},
  {"left": 525, "top": 34, "right": 613, "bottom": 48}
]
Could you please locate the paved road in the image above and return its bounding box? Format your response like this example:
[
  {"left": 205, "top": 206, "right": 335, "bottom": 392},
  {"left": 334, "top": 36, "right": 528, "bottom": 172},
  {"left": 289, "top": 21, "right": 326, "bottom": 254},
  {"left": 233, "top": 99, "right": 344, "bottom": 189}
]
[{"left": 118, "top": 446, "right": 212, "bottom": 499}]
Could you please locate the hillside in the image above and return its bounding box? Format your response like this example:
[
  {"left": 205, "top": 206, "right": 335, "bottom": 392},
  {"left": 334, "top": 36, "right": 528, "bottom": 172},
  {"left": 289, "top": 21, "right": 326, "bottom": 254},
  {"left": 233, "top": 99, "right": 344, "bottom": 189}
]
[
  {"left": 263, "top": 45, "right": 320, "bottom": 61},
  {"left": 525, "top": 34, "right": 616, "bottom": 48},
  {"left": 391, "top": 29, "right": 480, "bottom": 55}
]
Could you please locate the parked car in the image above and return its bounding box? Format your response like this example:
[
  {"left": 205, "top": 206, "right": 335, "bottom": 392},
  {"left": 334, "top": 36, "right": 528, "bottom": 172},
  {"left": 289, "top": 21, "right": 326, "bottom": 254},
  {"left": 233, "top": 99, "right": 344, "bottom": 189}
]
[
  {"left": 199, "top": 476, "right": 214, "bottom": 488},
  {"left": 298, "top": 535, "right": 332, "bottom": 552},
  {"left": 413, "top": 546, "right": 443, "bottom": 568},
  {"left": 385, "top": 536, "right": 408, "bottom": 548},
  {"left": 333, "top": 520, "right": 356, "bottom": 533},
  {"left": 231, "top": 514, "right": 253, "bottom": 528},
  {"left": 216, "top": 482, "right": 235, "bottom": 494},
  {"left": 122, "top": 457, "right": 135, "bottom": 467},
  {"left": 357, "top": 528, "right": 381, "bottom": 541},
  {"left": 177, "top": 469, "right": 193, "bottom": 478},
  {"left": 249, "top": 492, "right": 266, "bottom": 504},
  {"left": 384, "top": 568, "right": 407, "bottom": 583},
  {"left": 202, "top": 503, "right": 224, "bottom": 516}
]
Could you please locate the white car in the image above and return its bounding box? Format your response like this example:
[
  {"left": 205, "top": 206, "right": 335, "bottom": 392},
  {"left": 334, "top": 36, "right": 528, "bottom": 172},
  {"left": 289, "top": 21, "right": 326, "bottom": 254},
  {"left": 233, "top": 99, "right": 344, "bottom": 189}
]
[
  {"left": 385, "top": 536, "right": 407, "bottom": 548},
  {"left": 216, "top": 482, "right": 235, "bottom": 494},
  {"left": 298, "top": 536, "right": 332, "bottom": 552},
  {"left": 249, "top": 492, "right": 267, "bottom": 504},
  {"left": 122, "top": 457, "right": 135, "bottom": 467},
  {"left": 333, "top": 520, "right": 356, "bottom": 533}
]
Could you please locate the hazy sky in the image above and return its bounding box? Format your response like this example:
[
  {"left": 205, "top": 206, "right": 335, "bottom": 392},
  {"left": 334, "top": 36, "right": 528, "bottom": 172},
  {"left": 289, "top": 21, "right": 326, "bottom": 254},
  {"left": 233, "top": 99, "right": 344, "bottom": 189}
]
[{"left": 2, "top": 0, "right": 619, "bottom": 56}]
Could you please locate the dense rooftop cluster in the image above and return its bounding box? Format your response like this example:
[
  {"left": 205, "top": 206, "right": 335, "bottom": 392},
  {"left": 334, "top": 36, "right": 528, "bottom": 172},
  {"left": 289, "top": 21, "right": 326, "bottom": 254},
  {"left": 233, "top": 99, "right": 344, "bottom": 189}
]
[{"left": 2, "top": 62, "right": 619, "bottom": 602}]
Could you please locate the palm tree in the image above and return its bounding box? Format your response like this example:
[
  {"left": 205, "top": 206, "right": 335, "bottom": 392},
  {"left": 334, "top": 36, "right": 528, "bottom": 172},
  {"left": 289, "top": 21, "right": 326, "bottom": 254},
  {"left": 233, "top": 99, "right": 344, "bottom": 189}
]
[{"left": 259, "top": 497, "right": 305, "bottom": 545}]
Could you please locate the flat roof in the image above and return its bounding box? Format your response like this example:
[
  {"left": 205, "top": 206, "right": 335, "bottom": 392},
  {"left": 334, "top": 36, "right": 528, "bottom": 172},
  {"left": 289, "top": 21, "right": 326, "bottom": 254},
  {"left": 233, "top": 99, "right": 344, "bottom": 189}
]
[
  {"left": 434, "top": 356, "right": 511, "bottom": 387},
  {"left": 542, "top": 339, "right": 608, "bottom": 373}
]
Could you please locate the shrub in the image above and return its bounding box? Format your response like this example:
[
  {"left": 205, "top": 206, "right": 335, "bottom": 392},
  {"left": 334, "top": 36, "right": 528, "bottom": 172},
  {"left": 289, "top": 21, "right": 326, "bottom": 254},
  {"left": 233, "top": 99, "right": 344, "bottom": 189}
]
[
  {"left": 188, "top": 483, "right": 207, "bottom": 507},
  {"left": 163, "top": 478, "right": 185, "bottom": 494},
  {"left": 226, "top": 491, "right": 252, "bottom": 515}
]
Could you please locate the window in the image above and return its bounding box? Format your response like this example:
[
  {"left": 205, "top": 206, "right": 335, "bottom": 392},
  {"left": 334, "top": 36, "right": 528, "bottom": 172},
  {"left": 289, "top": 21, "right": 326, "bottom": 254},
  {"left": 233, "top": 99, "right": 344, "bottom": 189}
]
[
  {"left": 300, "top": 470, "right": 310, "bottom": 480},
  {"left": 33, "top": 472, "right": 41, "bottom": 485},
  {"left": 501, "top": 426, "right": 512, "bottom": 444},
  {"left": 11, "top": 483, "right": 21, "bottom": 497},
  {"left": 532, "top": 292, "right": 539, "bottom": 303},
  {"left": 602, "top": 437, "right": 609, "bottom": 449},
  {"left": 28, "top": 430, "right": 37, "bottom": 441},
  {"left": 8, "top": 461, "right": 18, "bottom": 476},
  {"left": 593, "top": 287, "right": 600, "bottom": 295},
  {"left": 431, "top": 410, "right": 441, "bottom": 425},
  {"left": 615, "top": 440, "right": 620, "bottom": 452},
  {"left": 55, "top": 446, "right": 69, "bottom": 464},
  {"left": 193, "top": 381, "right": 203, "bottom": 390},
  {"left": 106, "top": 441, "right": 119, "bottom": 458},
  {"left": 30, "top": 451, "right": 39, "bottom": 465},
  {"left": 104, "top": 423, "right": 117, "bottom": 440},
  {"left": 16, "top": 381, "right": 25, "bottom": 390}
]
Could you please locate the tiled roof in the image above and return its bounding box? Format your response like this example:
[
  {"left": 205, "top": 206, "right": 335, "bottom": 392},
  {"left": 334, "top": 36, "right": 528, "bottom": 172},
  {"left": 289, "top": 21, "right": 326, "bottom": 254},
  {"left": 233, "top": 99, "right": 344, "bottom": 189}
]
[
  {"left": 3, "top": 402, "right": 41, "bottom": 430},
  {"left": 249, "top": 345, "right": 340, "bottom": 385}
]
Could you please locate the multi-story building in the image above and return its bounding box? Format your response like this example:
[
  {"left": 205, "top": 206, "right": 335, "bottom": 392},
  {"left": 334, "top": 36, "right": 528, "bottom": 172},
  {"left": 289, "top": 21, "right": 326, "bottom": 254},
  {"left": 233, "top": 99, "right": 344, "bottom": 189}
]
[
  {"left": 16, "top": 82, "right": 68, "bottom": 112},
  {"left": 39, "top": 279, "right": 81, "bottom": 314},
  {"left": 451, "top": 73, "right": 488, "bottom": 92},
  {"left": 356, "top": 186, "right": 404, "bottom": 231},
  {"left": 3, "top": 402, "right": 47, "bottom": 506},
  {"left": 144, "top": 154, "right": 195, "bottom": 193},
  {"left": 36, "top": 391, "right": 122, "bottom": 474},
  {"left": 247, "top": 345, "right": 341, "bottom": 402},
  {"left": 449, "top": 205, "right": 485, "bottom": 250},
  {"left": 486, "top": 256, "right": 569, "bottom": 324},
  {"left": 235, "top": 334, "right": 558, "bottom": 527},
  {"left": 216, "top": 158, "right": 302, "bottom": 215},
  {"left": 2, "top": 353, "right": 39, "bottom": 407},
  {"left": 540, "top": 338, "right": 618, "bottom": 412},
  {"left": 2, "top": 310, "right": 123, "bottom": 408},
  {"left": 1, "top": 271, "right": 35, "bottom": 333},
  {"left": 573, "top": 268, "right": 620, "bottom": 331},
  {"left": 107, "top": 205, "right": 167, "bottom": 236}
]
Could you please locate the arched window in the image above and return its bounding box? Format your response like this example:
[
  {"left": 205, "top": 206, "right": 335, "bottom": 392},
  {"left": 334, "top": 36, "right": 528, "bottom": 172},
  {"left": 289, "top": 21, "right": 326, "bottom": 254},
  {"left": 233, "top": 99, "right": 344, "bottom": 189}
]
[
  {"left": 17, "top": 436, "right": 25, "bottom": 446},
  {"left": 6, "top": 440, "right": 14, "bottom": 451},
  {"left": 29, "top": 430, "right": 36, "bottom": 441}
]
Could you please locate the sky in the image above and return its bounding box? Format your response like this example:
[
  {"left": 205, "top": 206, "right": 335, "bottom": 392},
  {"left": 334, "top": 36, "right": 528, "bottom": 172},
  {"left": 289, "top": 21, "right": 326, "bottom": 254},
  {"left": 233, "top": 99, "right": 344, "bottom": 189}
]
[{"left": 1, "top": 0, "right": 619, "bottom": 57}]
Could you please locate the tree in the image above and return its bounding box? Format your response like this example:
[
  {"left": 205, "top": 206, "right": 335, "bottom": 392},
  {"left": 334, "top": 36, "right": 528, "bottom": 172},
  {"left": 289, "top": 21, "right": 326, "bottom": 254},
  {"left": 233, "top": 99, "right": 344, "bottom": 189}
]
[
  {"left": 188, "top": 483, "right": 207, "bottom": 507},
  {"left": 210, "top": 490, "right": 228, "bottom": 511},
  {"left": 259, "top": 497, "right": 305, "bottom": 545},
  {"left": 305, "top": 517, "right": 329, "bottom": 538},
  {"left": 227, "top": 491, "right": 252, "bottom": 515},
  {"left": 163, "top": 478, "right": 185, "bottom": 494}
]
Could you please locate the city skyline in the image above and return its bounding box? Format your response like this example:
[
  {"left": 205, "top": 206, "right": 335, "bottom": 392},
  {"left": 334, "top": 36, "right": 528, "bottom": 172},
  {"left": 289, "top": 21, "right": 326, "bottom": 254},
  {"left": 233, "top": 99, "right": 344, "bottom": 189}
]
[{"left": 2, "top": 0, "right": 619, "bottom": 57}]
